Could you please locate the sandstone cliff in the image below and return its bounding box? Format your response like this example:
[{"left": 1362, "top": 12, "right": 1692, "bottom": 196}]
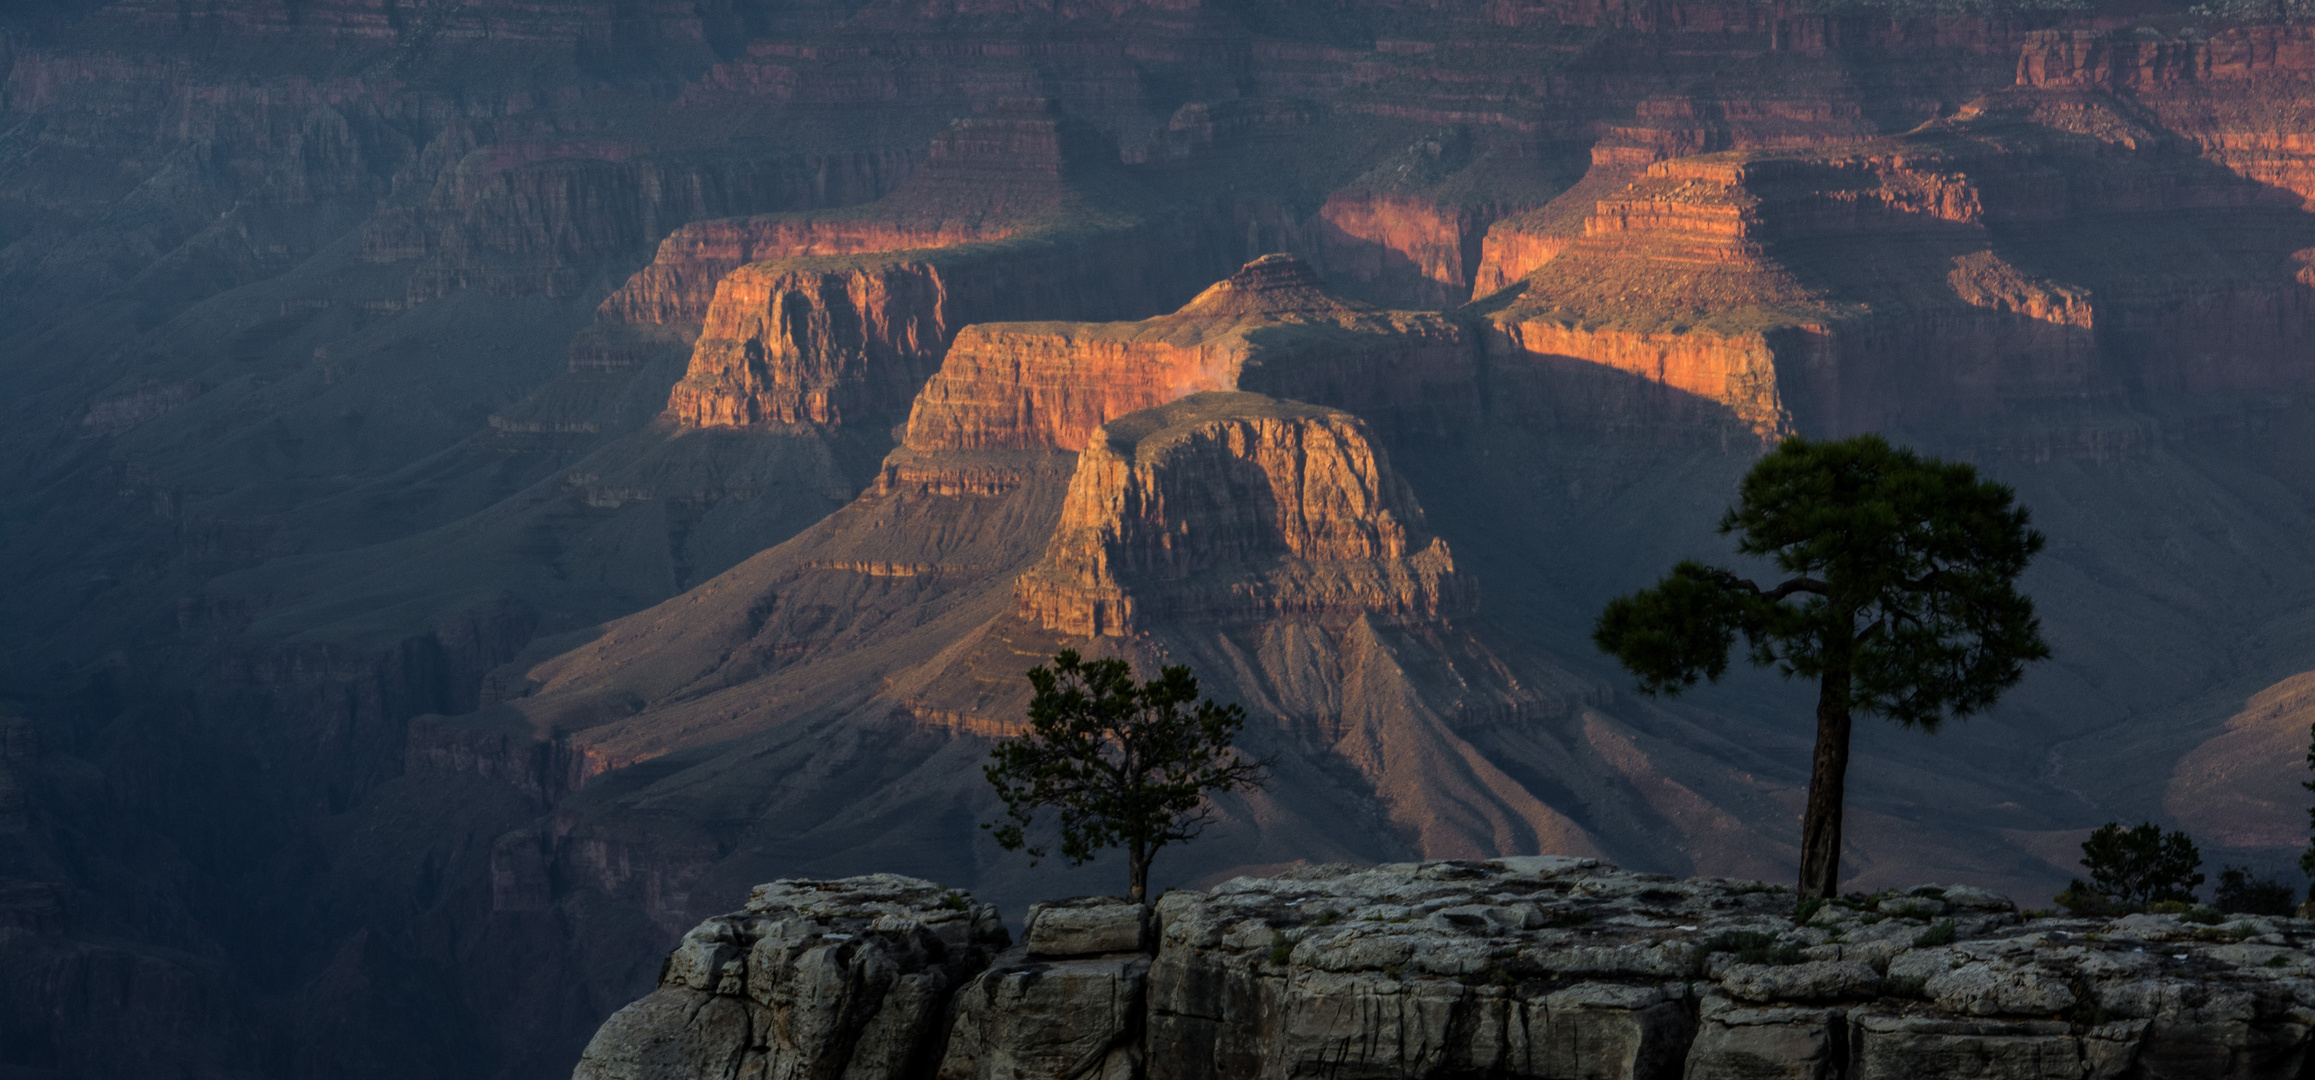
[
  {"left": 589, "top": 99, "right": 1115, "bottom": 347},
  {"left": 656, "top": 214, "right": 1259, "bottom": 429},
  {"left": 1014, "top": 393, "right": 1467, "bottom": 637},
  {"left": 580, "top": 861, "right": 2315, "bottom": 1080},
  {"left": 899, "top": 253, "right": 1478, "bottom": 458},
  {"left": 2017, "top": 25, "right": 2315, "bottom": 215},
  {"left": 651, "top": 100, "right": 1279, "bottom": 430},
  {"left": 1483, "top": 84, "right": 2315, "bottom": 444}
]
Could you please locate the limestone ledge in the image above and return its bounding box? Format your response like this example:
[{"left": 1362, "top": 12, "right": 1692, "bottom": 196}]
[{"left": 573, "top": 858, "right": 2315, "bottom": 1080}]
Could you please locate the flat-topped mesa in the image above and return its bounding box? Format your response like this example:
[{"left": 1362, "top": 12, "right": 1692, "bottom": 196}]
[
  {"left": 898, "top": 254, "right": 1473, "bottom": 458},
  {"left": 592, "top": 217, "right": 1012, "bottom": 336},
  {"left": 1014, "top": 391, "right": 1467, "bottom": 637}
]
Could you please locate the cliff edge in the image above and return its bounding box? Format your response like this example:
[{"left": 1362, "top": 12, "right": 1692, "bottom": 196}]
[{"left": 576, "top": 859, "right": 2315, "bottom": 1080}]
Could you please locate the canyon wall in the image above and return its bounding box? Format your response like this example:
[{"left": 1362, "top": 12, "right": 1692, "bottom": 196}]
[
  {"left": 1014, "top": 393, "right": 1467, "bottom": 637},
  {"left": 659, "top": 215, "right": 1253, "bottom": 428},
  {"left": 376, "top": 144, "right": 916, "bottom": 306},
  {"left": 1484, "top": 87, "right": 2315, "bottom": 444},
  {"left": 21, "top": 4, "right": 2315, "bottom": 1080}
]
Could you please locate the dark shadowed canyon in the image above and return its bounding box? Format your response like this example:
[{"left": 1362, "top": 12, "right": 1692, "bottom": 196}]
[{"left": 10, "top": 0, "right": 2315, "bottom": 1075}]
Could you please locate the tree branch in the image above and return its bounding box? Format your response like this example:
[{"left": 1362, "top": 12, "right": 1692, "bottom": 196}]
[{"left": 1724, "top": 574, "right": 1828, "bottom": 601}]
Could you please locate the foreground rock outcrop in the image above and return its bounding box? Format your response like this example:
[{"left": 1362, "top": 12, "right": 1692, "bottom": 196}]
[
  {"left": 574, "top": 875, "right": 1010, "bottom": 1080},
  {"left": 577, "top": 860, "right": 2315, "bottom": 1080}
]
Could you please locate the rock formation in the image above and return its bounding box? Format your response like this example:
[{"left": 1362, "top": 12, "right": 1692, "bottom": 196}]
[
  {"left": 1484, "top": 84, "right": 2315, "bottom": 442},
  {"left": 653, "top": 103, "right": 1266, "bottom": 431},
  {"left": 574, "top": 875, "right": 1011, "bottom": 1080},
  {"left": 582, "top": 860, "right": 2315, "bottom": 1080},
  {"left": 1014, "top": 392, "right": 1466, "bottom": 637},
  {"left": 899, "top": 253, "right": 1478, "bottom": 457}
]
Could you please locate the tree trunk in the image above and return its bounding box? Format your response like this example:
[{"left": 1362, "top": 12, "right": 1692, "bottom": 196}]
[
  {"left": 1797, "top": 666, "right": 1854, "bottom": 901},
  {"left": 1127, "top": 839, "right": 1149, "bottom": 904}
]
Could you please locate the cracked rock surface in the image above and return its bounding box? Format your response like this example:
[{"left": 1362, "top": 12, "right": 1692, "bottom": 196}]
[
  {"left": 573, "top": 874, "right": 1009, "bottom": 1080},
  {"left": 574, "top": 859, "right": 2315, "bottom": 1080}
]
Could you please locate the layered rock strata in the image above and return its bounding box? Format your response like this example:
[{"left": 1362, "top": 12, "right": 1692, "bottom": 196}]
[
  {"left": 366, "top": 139, "right": 913, "bottom": 306},
  {"left": 581, "top": 859, "right": 2315, "bottom": 1080},
  {"left": 899, "top": 253, "right": 1477, "bottom": 458},
  {"left": 2017, "top": 26, "right": 2315, "bottom": 210},
  {"left": 1014, "top": 392, "right": 1467, "bottom": 638},
  {"left": 1486, "top": 86, "right": 2315, "bottom": 443},
  {"left": 658, "top": 215, "right": 1250, "bottom": 429},
  {"left": 591, "top": 100, "right": 1111, "bottom": 346}
]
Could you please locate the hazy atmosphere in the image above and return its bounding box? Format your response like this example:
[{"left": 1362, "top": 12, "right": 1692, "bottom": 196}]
[{"left": 8, "top": 0, "right": 2315, "bottom": 1075}]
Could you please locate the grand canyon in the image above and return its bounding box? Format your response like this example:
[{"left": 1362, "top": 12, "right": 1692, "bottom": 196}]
[{"left": 9, "top": 0, "right": 2315, "bottom": 1075}]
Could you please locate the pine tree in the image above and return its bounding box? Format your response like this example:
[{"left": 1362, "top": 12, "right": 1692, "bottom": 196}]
[{"left": 1595, "top": 435, "right": 2051, "bottom": 900}]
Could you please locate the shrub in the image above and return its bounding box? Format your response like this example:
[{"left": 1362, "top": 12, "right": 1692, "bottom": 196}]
[
  {"left": 2079, "top": 822, "right": 2203, "bottom": 908},
  {"left": 2215, "top": 866, "right": 2298, "bottom": 916},
  {"left": 1701, "top": 930, "right": 1805, "bottom": 965},
  {"left": 1914, "top": 919, "right": 1958, "bottom": 948},
  {"left": 2054, "top": 879, "right": 2115, "bottom": 916},
  {"left": 2175, "top": 905, "right": 2225, "bottom": 926}
]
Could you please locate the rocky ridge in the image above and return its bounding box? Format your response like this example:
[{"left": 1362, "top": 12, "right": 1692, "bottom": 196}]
[{"left": 579, "top": 859, "right": 2315, "bottom": 1080}]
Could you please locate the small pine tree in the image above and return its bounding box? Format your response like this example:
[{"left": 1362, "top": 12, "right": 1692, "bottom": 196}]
[{"left": 983, "top": 650, "right": 1269, "bottom": 903}]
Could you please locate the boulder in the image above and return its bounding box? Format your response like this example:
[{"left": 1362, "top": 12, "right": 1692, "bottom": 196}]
[
  {"left": 1683, "top": 995, "right": 1846, "bottom": 1080},
  {"left": 1024, "top": 898, "right": 1150, "bottom": 958},
  {"left": 573, "top": 874, "right": 1007, "bottom": 1080},
  {"left": 936, "top": 952, "right": 1149, "bottom": 1080}
]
